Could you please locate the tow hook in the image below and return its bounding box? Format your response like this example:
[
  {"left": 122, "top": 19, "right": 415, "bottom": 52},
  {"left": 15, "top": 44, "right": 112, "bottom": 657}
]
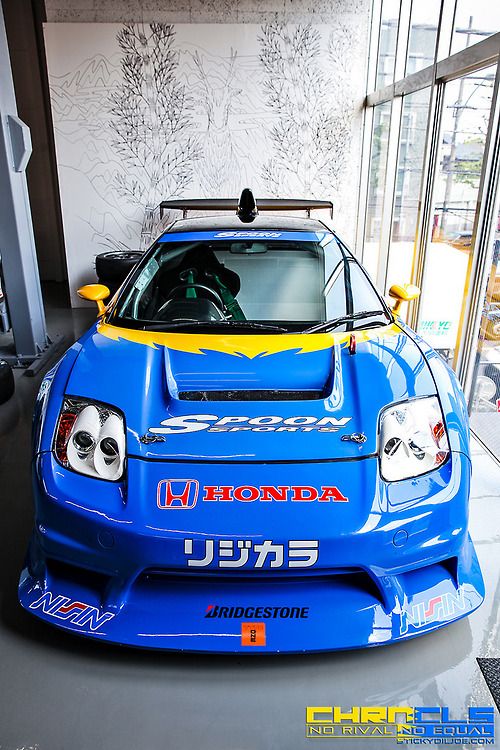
[{"left": 341, "top": 432, "right": 367, "bottom": 444}]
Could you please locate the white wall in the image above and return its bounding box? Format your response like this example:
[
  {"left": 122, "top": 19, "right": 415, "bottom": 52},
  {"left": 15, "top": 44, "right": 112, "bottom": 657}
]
[{"left": 43, "top": 1, "right": 370, "bottom": 305}]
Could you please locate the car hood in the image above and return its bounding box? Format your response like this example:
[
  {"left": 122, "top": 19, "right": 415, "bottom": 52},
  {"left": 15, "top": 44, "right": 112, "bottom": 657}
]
[{"left": 65, "top": 321, "right": 437, "bottom": 462}]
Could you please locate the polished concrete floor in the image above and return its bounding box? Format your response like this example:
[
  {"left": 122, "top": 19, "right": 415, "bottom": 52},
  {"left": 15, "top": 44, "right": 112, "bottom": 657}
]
[{"left": 0, "top": 294, "right": 499, "bottom": 750}]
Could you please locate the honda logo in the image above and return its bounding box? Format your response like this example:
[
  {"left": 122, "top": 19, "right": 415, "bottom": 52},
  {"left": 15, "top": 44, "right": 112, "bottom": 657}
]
[{"left": 157, "top": 479, "right": 199, "bottom": 509}]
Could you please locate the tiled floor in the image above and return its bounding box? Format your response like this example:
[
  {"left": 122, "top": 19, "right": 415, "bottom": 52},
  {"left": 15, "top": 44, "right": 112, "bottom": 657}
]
[{"left": 0, "top": 297, "right": 499, "bottom": 750}]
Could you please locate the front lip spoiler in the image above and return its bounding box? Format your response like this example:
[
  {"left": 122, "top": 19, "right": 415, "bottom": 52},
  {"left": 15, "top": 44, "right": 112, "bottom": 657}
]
[{"left": 18, "top": 535, "right": 484, "bottom": 653}]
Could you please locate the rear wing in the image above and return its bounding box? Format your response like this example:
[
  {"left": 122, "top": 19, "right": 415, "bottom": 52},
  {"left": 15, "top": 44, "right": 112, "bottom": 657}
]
[{"left": 159, "top": 198, "right": 334, "bottom": 219}]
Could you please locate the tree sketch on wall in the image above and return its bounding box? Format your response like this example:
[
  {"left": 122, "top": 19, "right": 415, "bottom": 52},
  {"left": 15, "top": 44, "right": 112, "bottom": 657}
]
[
  {"left": 259, "top": 23, "right": 353, "bottom": 198},
  {"left": 44, "top": 19, "right": 368, "bottom": 305},
  {"left": 327, "top": 23, "right": 356, "bottom": 169},
  {"left": 109, "top": 23, "right": 200, "bottom": 248},
  {"left": 191, "top": 49, "right": 243, "bottom": 196}
]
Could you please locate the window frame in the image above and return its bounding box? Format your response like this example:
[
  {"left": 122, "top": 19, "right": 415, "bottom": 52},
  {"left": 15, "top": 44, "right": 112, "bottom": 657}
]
[{"left": 359, "top": 0, "right": 500, "bottom": 406}]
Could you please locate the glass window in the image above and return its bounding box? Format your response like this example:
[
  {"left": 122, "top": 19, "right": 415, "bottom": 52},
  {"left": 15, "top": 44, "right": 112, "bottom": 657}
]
[
  {"left": 385, "top": 88, "right": 431, "bottom": 304},
  {"left": 469, "top": 224, "right": 500, "bottom": 459},
  {"left": 417, "top": 65, "right": 496, "bottom": 364},
  {"left": 115, "top": 234, "right": 390, "bottom": 331},
  {"left": 376, "top": 0, "right": 400, "bottom": 89},
  {"left": 406, "top": 0, "right": 440, "bottom": 75},
  {"left": 363, "top": 100, "right": 392, "bottom": 281},
  {"left": 451, "top": 1, "right": 500, "bottom": 55}
]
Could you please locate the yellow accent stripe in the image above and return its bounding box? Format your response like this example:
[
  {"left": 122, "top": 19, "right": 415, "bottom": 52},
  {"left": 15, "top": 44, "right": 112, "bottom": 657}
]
[{"left": 97, "top": 322, "right": 400, "bottom": 359}]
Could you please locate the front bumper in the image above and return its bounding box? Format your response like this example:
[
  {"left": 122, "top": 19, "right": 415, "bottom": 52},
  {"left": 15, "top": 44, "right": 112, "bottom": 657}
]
[{"left": 18, "top": 451, "right": 484, "bottom": 652}]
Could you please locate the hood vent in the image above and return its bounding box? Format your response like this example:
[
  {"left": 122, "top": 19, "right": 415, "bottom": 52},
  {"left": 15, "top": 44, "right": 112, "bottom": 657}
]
[{"left": 178, "top": 389, "right": 324, "bottom": 401}]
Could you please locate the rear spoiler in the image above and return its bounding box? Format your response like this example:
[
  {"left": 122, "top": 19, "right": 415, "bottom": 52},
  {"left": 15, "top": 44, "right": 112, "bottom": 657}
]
[{"left": 159, "top": 198, "right": 334, "bottom": 219}]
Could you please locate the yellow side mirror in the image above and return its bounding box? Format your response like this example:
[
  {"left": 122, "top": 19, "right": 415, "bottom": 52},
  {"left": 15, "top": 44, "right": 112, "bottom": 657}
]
[
  {"left": 77, "top": 284, "right": 110, "bottom": 315},
  {"left": 388, "top": 283, "right": 421, "bottom": 315}
]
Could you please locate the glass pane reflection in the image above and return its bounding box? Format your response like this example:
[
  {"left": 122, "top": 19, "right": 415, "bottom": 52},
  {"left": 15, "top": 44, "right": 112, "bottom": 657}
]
[
  {"left": 469, "top": 226, "right": 500, "bottom": 459},
  {"left": 363, "top": 100, "right": 392, "bottom": 281},
  {"left": 376, "top": 0, "right": 399, "bottom": 89},
  {"left": 417, "top": 66, "right": 496, "bottom": 364},
  {"left": 385, "top": 88, "right": 431, "bottom": 310},
  {"left": 406, "top": 0, "right": 439, "bottom": 75},
  {"left": 452, "top": 1, "right": 500, "bottom": 55}
]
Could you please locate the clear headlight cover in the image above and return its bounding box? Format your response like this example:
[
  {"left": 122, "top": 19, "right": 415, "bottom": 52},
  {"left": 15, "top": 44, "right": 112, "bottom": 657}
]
[
  {"left": 54, "top": 397, "right": 126, "bottom": 481},
  {"left": 379, "top": 396, "right": 449, "bottom": 482}
]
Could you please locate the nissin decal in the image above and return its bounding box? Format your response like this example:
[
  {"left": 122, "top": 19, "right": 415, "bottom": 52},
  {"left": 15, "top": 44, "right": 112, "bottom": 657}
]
[
  {"left": 157, "top": 480, "right": 348, "bottom": 508},
  {"left": 29, "top": 592, "right": 115, "bottom": 631},
  {"left": 400, "top": 591, "right": 466, "bottom": 634}
]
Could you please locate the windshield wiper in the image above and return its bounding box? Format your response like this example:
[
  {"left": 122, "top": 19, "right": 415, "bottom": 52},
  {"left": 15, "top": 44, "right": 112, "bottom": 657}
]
[
  {"left": 301, "top": 310, "right": 389, "bottom": 334},
  {"left": 213, "top": 321, "right": 288, "bottom": 332},
  {"left": 140, "top": 320, "right": 288, "bottom": 333}
]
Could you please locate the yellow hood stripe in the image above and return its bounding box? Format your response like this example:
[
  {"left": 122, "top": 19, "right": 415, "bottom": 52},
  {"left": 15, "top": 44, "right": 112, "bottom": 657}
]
[{"left": 97, "top": 322, "right": 400, "bottom": 359}]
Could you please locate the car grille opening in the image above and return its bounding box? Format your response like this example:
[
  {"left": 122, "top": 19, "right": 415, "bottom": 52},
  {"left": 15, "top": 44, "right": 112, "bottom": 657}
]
[
  {"left": 45, "top": 558, "right": 110, "bottom": 595},
  {"left": 137, "top": 567, "right": 386, "bottom": 606},
  {"left": 178, "top": 389, "right": 324, "bottom": 401}
]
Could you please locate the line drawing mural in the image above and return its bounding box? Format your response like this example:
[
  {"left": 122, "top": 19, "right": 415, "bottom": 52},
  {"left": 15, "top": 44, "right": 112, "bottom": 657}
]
[
  {"left": 109, "top": 23, "right": 200, "bottom": 250},
  {"left": 191, "top": 48, "right": 243, "bottom": 195},
  {"left": 44, "top": 20, "right": 368, "bottom": 305},
  {"left": 259, "top": 23, "right": 357, "bottom": 198}
]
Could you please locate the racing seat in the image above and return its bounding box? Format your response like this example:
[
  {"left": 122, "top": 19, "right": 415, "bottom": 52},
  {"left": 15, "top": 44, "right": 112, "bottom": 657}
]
[{"left": 157, "top": 248, "right": 245, "bottom": 321}]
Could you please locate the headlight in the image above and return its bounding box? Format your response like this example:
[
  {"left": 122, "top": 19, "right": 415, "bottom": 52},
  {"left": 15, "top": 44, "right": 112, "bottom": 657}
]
[
  {"left": 54, "top": 397, "right": 126, "bottom": 481},
  {"left": 379, "top": 396, "right": 449, "bottom": 482}
]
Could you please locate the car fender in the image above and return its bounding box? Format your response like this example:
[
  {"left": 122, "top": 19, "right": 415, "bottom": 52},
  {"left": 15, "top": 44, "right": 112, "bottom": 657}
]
[{"left": 33, "top": 332, "right": 93, "bottom": 455}]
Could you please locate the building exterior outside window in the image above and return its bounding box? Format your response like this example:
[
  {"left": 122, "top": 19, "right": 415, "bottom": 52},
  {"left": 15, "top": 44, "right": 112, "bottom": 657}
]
[
  {"left": 469, "top": 222, "right": 500, "bottom": 457},
  {"left": 363, "top": 100, "right": 392, "bottom": 281},
  {"left": 417, "top": 66, "right": 496, "bottom": 360},
  {"left": 385, "top": 88, "right": 431, "bottom": 299},
  {"left": 376, "top": 0, "right": 399, "bottom": 89},
  {"left": 405, "top": 1, "right": 440, "bottom": 75},
  {"left": 451, "top": 1, "right": 500, "bottom": 54},
  {"left": 362, "top": 1, "right": 500, "bottom": 459}
]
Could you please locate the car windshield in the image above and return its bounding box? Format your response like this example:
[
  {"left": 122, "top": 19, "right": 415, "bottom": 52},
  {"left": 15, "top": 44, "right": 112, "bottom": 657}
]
[{"left": 112, "top": 230, "right": 391, "bottom": 333}]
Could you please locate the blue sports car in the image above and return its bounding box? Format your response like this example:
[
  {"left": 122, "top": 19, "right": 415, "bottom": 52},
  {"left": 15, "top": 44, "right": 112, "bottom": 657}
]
[{"left": 19, "top": 190, "right": 484, "bottom": 652}]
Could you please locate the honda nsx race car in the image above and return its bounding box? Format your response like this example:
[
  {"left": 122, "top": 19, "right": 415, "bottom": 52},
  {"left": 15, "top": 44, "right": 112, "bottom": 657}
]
[{"left": 19, "top": 190, "right": 484, "bottom": 652}]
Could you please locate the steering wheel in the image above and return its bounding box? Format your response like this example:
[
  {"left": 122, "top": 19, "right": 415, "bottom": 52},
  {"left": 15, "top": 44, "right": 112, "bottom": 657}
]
[{"left": 156, "top": 283, "right": 224, "bottom": 317}]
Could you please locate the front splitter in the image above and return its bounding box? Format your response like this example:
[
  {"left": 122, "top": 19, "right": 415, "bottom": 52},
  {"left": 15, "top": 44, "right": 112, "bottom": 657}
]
[{"left": 18, "top": 535, "right": 484, "bottom": 653}]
